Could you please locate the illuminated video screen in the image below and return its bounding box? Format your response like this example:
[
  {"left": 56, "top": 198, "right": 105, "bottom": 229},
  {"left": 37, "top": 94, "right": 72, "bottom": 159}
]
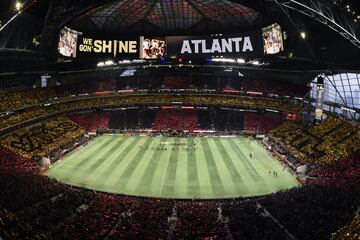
[
  {"left": 58, "top": 27, "right": 82, "bottom": 58},
  {"left": 262, "top": 23, "right": 284, "bottom": 55},
  {"left": 140, "top": 36, "right": 166, "bottom": 59}
]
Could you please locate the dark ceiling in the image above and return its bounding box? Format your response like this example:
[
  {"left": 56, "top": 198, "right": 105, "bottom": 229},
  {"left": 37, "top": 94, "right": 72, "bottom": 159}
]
[{"left": 69, "top": 0, "right": 271, "bottom": 35}]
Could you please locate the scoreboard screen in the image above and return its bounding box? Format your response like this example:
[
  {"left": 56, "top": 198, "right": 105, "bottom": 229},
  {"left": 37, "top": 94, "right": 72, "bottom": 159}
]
[
  {"left": 58, "top": 23, "right": 284, "bottom": 59},
  {"left": 58, "top": 27, "right": 82, "bottom": 58},
  {"left": 262, "top": 23, "right": 284, "bottom": 55}
]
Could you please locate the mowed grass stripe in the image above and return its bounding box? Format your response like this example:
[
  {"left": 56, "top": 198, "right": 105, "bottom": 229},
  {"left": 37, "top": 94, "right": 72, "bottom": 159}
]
[
  {"left": 96, "top": 136, "right": 142, "bottom": 178},
  {"left": 70, "top": 136, "right": 115, "bottom": 168},
  {"left": 196, "top": 140, "right": 213, "bottom": 197},
  {"left": 161, "top": 138, "right": 180, "bottom": 197},
  {"left": 207, "top": 139, "right": 238, "bottom": 195},
  {"left": 211, "top": 138, "right": 248, "bottom": 194},
  {"left": 173, "top": 141, "right": 188, "bottom": 197},
  {"left": 116, "top": 137, "right": 155, "bottom": 191},
  {"left": 245, "top": 141, "right": 273, "bottom": 170},
  {"left": 94, "top": 136, "right": 144, "bottom": 189},
  {"left": 73, "top": 137, "right": 120, "bottom": 170},
  {"left": 84, "top": 136, "right": 129, "bottom": 175},
  {"left": 228, "top": 138, "right": 264, "bottom": 179},
  {"left": 186, "top": 138, "right": 200, "bottom": 197},
  {"left": 201, "top": 138, "right": 226, "bottom": 196},
  {"left": 77, "top": 136, "right": 130, "bottom": 185},
  {"left": 134, "top": 138, "right": 169, "bottom": 194},
  {"left": 59, "top": 136, "right": 119, "bottom": 182}
]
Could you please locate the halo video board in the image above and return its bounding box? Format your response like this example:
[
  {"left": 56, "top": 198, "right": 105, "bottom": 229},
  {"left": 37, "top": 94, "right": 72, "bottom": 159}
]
[{"left": 58, "top": 23, "right": 284, "bottom": 59}]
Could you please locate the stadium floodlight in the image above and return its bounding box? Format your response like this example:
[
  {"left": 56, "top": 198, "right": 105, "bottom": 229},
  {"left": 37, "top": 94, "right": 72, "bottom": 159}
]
[
  {"left": 222, "top": 58, "right": 236, "bottom": 63},
  {"left": 341, "top": 107, "right": 356, "bottom": 113},
  {"left": 132, "top": 59, "right": 145, "bottom": 63},
  {"left": 119, "top": 60, "right": 131, "bottom": 64},
  {"left": 16, "top": 2, "right": 22, "bottom": 11},
  {"left": 212, "top": 58, "right": 235, "bottom": 63},
  {"left": 300, "top": 31, "right": 306, "bottom": 40},
  {"left": 105, "top": 60, "right": 115, "bottom": 66},
  {"left": 97, "top": 62, "right": 105, "bottom": 67},
  {"left": 237, "top": 58, "right": 245, "bottom": 64}
]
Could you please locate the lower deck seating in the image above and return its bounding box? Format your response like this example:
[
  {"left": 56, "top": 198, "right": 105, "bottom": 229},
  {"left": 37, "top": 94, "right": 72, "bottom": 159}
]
[
  {"left": 174, "top": 202, "right": 227, "bottom": 239},
  {"left": 69, "top": 113, "right": 110, "bottom": 132},
  {"left": 244, "top": 113, "right": 260, "bottom": 133},
  {"left": 269, "top": 117, "right": 360, "bottom": 165},
  {"left": 108, "top": 199, "right": 173, "bottom": 240},
  {"left": 0, "top": 148, "right": 34, "bottom": 173},
  {"left": 0, "top": 117, "right": 85, "bottom": 159},
  {"left": 309, "top": 152, "right": 360, "bottom": 191},
  {"left": 213, "top": 110, "right": 244, "bottom": 131},
  {"left": 223, "top": 202, "right": 289, "bottom": 239},
  {"left": 0, "top": 179, "right": 357, "bottom": 240},
  {"left": 52, "top": 194, "right": 134, "bottom": 240},
  {"left": 153, "top": 109, "right": 198, "bottom": 130},
  {"left": 330, "top": 214, "right": 360, "bottom": 240},
  {"left": 108, "top": 110, "right": 157, "bottom": 130},
  {"left": 164, "top": 75, "right": 192, "bottom": 89},
  {"left": 258, "top": 113, "right": 284, "bottom": 134}
]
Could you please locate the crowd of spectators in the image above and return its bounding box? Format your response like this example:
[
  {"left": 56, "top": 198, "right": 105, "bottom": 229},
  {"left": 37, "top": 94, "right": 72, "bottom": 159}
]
[
  {"left": 268, "top": 116, "right": 360, "bottom": 165},
  {"left": 0, "top": 147, "right": 35, "bottom": 173},
  {"left": 212, "top": 109, "right": 244, "bottom": 132},
  {"left": 163, "top": 75, "right": 193, "bottom": 89},
  {"left": 108, "top": 109, "right": 157, "bottom": 130},
  {"left": 197, "top": 110, "right": 213, "bottom": 129},
  {"left": 242, "top": 79, "right": 310, "bottom": 97},
  {"left": 17, "top": 189, "right": 92, "bottom": 237},
  {"left": 222, "top": 201, "right": 289, "bottom": 239},
  {"left": 259, "top": 185, "right": 360, "bottom": 240},
  {"left": 1, "top": 172, "right": 358, "bottom": 240},
  {"left": 244, "top": 113, "right": 259, "bottom": 132},
  {"left": 0, "top": 117, "right": 85, "bottom": 159},
  {"left": 69, "top": 112, "right": 110, "bottom": 132},
  {"left": 108, "top": 199, "right": 173, "bottom": 239},
  {"left": 258, "top": 113, "right": 284, "bottom": 134},
  {"left": 0, "top": 88, "right": 57, "bottom": 112},
  {"left": 103, "top": 108, "right": 285, "bottom": 134},
  {"left": 53, "top": 82, "right": 97, "bottom": 97},
  {"left": 0, "top": 173, "right": 68, "bottom": 212},
  {"left": 330, "top": 214, "right": 360, "bottom": 240},
  {"left": 52, "top": 193, "right": 134, "bottom": 240},
  {"left": 0, "top": 77, "right": 307, "bottom": 117},
  {"left": 0, "top": 93, "right": 302, "bottom": 134},
  {"left": 308, "top": 152, "right": 360, "bottom": 191},
  {"left": 97, "top": 79, "right": 116, "bottom": 91},
  {"left": 174, "top": 201, "right": 227, "bottom": 239},
  {"left": 154, "top": 109, "right": 198, "bottom": 130},
  {"left": 0, "top": 208, "right": 48, "bottom": 240}
]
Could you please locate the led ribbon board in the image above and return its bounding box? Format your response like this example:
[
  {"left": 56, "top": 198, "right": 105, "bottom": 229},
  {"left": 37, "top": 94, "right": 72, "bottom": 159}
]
[{"left": 58, "top": 24, "right": 284, "bottom": 59}]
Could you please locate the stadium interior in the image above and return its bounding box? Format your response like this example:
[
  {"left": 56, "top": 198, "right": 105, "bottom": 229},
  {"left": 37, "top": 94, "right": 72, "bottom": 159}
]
[{"left": 0, "top": 0, "right": 359, "bottom": 239}]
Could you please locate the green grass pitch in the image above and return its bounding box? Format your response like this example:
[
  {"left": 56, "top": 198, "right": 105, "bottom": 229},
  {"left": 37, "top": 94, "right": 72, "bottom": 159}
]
[{"left": 45, "top": 135, "right": 300, "bottom": 199}]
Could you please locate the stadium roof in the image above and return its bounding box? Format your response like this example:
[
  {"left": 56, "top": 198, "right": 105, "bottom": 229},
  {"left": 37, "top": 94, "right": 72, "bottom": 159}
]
[
  {"left": 0, "top": 0, "right": 360, "bottom": 72},
  {"left": 70, "top": 0, "right": 271, "bottom": 34}
]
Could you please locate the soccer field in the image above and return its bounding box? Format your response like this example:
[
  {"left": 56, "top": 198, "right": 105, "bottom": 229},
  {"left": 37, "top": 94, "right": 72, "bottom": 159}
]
[{"left": 45, "top": 135, "right": 300, "bottom": 199}]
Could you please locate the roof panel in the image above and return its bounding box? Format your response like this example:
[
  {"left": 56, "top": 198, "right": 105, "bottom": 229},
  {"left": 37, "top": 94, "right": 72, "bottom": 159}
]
[{"left": 75, "top": 0, "right": 269, "bottom": 33}]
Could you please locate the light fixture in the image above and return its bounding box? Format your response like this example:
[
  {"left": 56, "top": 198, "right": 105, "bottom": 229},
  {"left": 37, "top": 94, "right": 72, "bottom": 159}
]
[
  {"left": 237, "top": 58, "right": 245, "bottom": 64},
  {"left": 105, "top": 60, "right": 115, "bottom": 66},
  {"left": 300, "top": 31, "right": 306, "bottom": 39},
  {"left": 97, "top": 62, "right": 105, "bottom": 67},
  {"left": 15, "top": 2, "right": 22, "bottom": 11}
]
